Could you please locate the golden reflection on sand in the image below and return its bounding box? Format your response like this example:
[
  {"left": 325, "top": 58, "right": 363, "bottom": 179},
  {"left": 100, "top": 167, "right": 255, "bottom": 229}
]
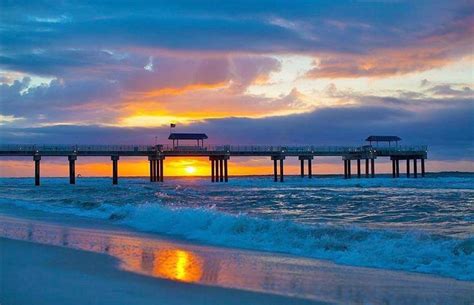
[
  {"left": 106, "top": 237, "right": 204, "bottom": 283},
  {"left": 153, "top": 249, "right": 203, "bottom": 282}
]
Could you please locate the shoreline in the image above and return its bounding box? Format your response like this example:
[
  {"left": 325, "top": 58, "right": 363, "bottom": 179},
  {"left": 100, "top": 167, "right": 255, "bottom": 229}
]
[
  {"left": 1, "top": 212, "right": 473, "bottom": 305},
  {"left": 1, "top": 238, "right": 319, "bottom": 305}
]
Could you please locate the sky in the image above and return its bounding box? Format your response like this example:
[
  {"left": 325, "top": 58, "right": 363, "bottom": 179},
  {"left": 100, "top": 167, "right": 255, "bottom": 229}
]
[{"left": 0, "top": 0, "right": 473, "bottom": 176}]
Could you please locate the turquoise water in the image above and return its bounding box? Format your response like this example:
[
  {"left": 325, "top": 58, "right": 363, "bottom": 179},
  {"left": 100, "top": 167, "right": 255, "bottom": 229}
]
[{"left": 0, "top": 174, "right": 473, "bottom": 280}]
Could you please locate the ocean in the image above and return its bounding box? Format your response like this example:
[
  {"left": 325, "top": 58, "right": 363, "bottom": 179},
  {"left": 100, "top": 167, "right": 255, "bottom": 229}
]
[{"left": 0, "top": 173, "right": 473, "bottom": 281}]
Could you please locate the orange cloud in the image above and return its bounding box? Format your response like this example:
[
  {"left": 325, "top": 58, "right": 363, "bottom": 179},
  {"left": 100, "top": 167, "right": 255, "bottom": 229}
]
[
  {"left": 117, "top": 85, "right": 312, "bottom": 127},
  {"left": 307, "top": 16, "right": 474, "bottom": 78},
  {"left": 141, "top": 81, "right": 229, "bottom": 98}
]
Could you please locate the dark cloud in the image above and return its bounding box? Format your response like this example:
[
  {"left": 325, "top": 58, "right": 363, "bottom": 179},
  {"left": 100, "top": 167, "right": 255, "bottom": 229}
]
[
  {"left": 428, "top": 85, "right": 474, "bottom": 98},
  {"left": 1, "top": 98, "right": 472, "bottom": 160},
  {"left": 0, "top": 54, "right": 281, "bottom": 123},
  {"left": 0, "top": 76, "right": 121, "bottom": 122},
  {"left": 1, "top": 1, "right": 472, "bottom": 75}
]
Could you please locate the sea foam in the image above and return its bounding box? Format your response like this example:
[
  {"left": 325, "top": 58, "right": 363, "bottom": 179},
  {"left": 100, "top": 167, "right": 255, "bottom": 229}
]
[
  {"left": 121, "top": 203, "right": 474, "bottom": 280},
  {"left": 8, "top": 197, "right": 471, "bottom": 280}
]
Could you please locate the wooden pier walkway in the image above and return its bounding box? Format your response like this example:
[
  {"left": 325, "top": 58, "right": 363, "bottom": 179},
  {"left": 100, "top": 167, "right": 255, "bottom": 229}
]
[{"left": 0, "top": 144, "right": 428, "bottom": 185}]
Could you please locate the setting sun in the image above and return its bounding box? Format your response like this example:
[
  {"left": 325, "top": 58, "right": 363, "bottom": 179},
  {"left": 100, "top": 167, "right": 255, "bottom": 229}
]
[{"left": 184, "top": 166, "right": 197, "bottom": 175}]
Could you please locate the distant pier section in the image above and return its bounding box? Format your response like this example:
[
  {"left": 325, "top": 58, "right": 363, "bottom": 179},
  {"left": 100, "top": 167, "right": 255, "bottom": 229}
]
[{"left": 0, "top": 134, "right": 427, "bottom": 185}]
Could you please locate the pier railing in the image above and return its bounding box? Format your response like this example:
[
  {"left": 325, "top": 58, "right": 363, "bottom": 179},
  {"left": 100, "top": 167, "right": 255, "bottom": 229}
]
[{"left": 0, "top": 144, "right": 427, "bottom": 154}]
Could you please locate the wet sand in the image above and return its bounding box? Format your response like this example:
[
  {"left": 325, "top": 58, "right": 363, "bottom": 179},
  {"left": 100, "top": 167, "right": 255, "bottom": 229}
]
[{"left": 0, "top": 213, "right": 473, "bottom": 305}]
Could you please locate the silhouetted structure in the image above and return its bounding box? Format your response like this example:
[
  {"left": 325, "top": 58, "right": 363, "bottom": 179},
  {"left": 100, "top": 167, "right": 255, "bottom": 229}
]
[
  {"left": 168, "top": 133, "right": 208, "bottom": 149},
  {"left": 366, "top": 135, "right": 401, "bottom": 146},
  {"left": 0, "top": 135, "right": 427, "bottom": 185}
]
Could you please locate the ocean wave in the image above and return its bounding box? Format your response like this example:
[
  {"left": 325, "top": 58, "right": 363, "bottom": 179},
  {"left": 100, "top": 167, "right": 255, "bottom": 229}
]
[
  {"left": 6, "top": 196, "right": 472, "bottom": 281},
  {"left": 121, "top": 203, "right": 474, "bottom": 281}
]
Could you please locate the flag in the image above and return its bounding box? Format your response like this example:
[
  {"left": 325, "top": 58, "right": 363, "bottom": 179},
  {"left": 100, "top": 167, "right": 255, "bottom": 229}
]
[{"left": 170, "top": 123, "right": 176, "bottom": 128}]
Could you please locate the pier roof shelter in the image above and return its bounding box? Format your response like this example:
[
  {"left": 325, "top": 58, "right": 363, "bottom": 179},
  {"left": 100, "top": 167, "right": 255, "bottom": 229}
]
[
  {"left": 169, "top": 133, "right": 208, "bottom": 149},
  {"left": 366, "top": 136, "right": 401, "bottom": 146}
]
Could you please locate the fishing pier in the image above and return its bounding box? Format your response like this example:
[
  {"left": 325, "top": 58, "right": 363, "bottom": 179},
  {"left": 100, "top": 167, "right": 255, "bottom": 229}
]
[{"left": 0, "top": 134, "right": 427, "bottom": 185}]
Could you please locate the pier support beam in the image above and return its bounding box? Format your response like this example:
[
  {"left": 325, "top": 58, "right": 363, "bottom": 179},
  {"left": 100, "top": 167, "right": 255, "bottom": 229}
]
[
  {"left": 68, "top": 155, "right": 77, "bottom": 184},
  {"left": 308, "top": 159, "right": 312, "bottom": 179},
  {"left": 357, "top": 159, "right": 361, "bottom": 178},
  {"left": 396, "top": 159, "right": 400, "bottom": 178},
  {"left": 344, "top": 160, "right": 348, "bottom": 179},
  {"left": 34, "top": 155, "right": 41, "bottom": 186},
  {"left": 413, "top": 158, "right": 418, "bottom": 178},
  {"left": 406, "top": 159, "right": 411, "bottom": 178},
  {"left": 391, "top": 158, "right": 401, "bottom": 178},
  {"left": 211, "top": 159, "right": 215, "bottom": 182},
  {"left": 298, "top": 156, "right": 313, "bottom": 179},
  {"left": 214, "top": 159, "right": 219, "bottom": 182},
  {"left": 421, "top": 159, "right": 425, "bottom": 177},
  {"left": 271, "top": 156, "right": 285, "bottom": 182},
  {"left": 149, "top": 158, "right": 155, "bottom": 182},
  {"left": 111, "top": 155, "right": 119, "bottom": 185},
  {"left": 219, "top": 159, "right": 224, "bottom": 182},
  {"left": 347, "top": 160, "right": 352, "bottom": 178},
  {"left": 273, "top": 159, "right": 278, "bottom": 182},
  {"left": 210, "top": 156, "right": 229, "bottom": 182},
  {"left": 365, "top": 159, "right": 369, "bottom": 178},
  {"left": 153, "top": 158, "right": 160, "bottom": 182},
  {"left": 371, "top": 158, "right": 375, "bottom": 178},
  {"left": 392, "top": 159, "right": 396, "bottom": 178},
  {"left": 159, "top": 158, "right": 164, "bottom": 182},
  {"left": 224, "top": 159, "right": 228, "bottom": 182},
  {"left": 148, "top": 156, "right": 164, "bottom": 182},
  {"left": 280, "top": 159, "right": 284, "bottom": 182}
]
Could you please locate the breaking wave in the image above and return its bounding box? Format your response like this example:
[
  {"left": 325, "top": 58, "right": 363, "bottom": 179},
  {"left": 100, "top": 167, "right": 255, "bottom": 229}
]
[{"left": 4, "top": 197, "right": 473, "bottom": 281}]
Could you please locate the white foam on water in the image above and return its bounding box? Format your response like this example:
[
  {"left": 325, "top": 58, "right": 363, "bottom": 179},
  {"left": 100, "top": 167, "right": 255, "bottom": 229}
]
[{"left": 3, "top": 196, "right": 473, "bottom": 281}]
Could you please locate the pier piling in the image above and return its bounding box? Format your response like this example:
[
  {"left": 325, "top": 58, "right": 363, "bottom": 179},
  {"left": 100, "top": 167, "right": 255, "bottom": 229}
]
[
  {"left": 280, "top": 159, "right": 284, "bottom": 182},
  {"left": 421, "top": 159, "right": 425, "bottom": 177},
  {"left": 68, "top": 155, "right": 77, "bottom": 184},
  {"left": 273, "top": 159, "right": 278, "bottom": 182},
  {"left": 300, "top": 159, "right": 304, "bottom": 177},
  {"left": 210, "top": 156, "right": 229, "bottom": 182},
  {"left": 211, "top": 159, "right": 215, "bottom": 182},
  {"left": 220, "top": 159, "right": 224, "bottom": 182},
  {"left": 224, "top": 159, "right": 228, "bottom": 182},
  {"left": 406, "top": 159, "right": 410, "bottom": 178},
  {"left": 159, "top": 159, "right": 164, "bottom": 182},
  {"left": 33, "top": 155, "right": 41, "bottom": 186},
  {"left": 392, "top": 159, "right": 396, "bottom": 178},
  {"left": 298, "top": 156, "right": 313, "bottom": 179},
  {"left": 396, "top": 159, "right": 400, "bottom": 177},
  {"left": 414, "top": 158, "right": 418, "bottom": 178},
  {"left": 371, "top": 159, "right": 375, "bottom": 178},
  {"left": 111, "top": 155, "right": 119, "bottom": 185},
  {"left": 344, "top": 160, "right": 348, "bottom": 179},
  {"left": 272, "top": 156, "right": 285, "bottom": 182},
  {"left": 365, "top": 159, "right": 369, "bottom": 178},
  {"left": 357, "top": 159, "right": 361, "bottom": 178},
  {"left": 308, "top": 159, "right": 312, "bottom": 178},
  {"left": 154, "top": 159, "right": 159, "bottom": 182},
  {"left": 348, "top": 160, "right": 352, "bottom": 178},
  {"left": 148, "top": 156, "right": 164, "bottom": 182}
]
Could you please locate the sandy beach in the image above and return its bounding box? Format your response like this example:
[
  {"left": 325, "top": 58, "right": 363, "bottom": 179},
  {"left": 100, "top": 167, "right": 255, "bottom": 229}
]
[
  {"left": 1, "top": 211, "right": 473, "bottom": 305},
  {"left": 2, "top": 238, "right": 323, "bottom": 305}
]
